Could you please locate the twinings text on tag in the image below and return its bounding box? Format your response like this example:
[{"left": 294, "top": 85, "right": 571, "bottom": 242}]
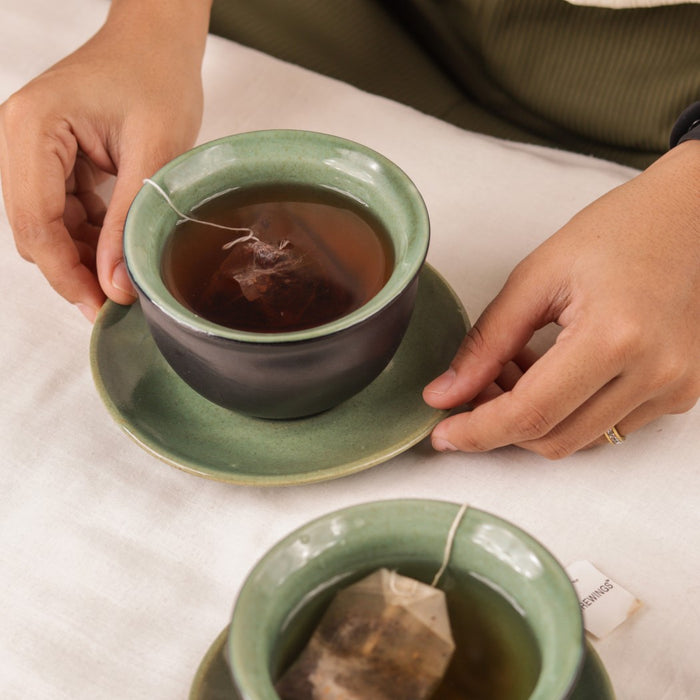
[{"left": 566, "top": 560, "right": 642, "bottom": 638}]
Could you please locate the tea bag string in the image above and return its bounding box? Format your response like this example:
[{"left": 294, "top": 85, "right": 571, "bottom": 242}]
[
  {"left": 142, "top": 178, "right": 256, "bottom": 243},
  {"left": 431, "top": 502, "right": 469, "bottom": 588}
]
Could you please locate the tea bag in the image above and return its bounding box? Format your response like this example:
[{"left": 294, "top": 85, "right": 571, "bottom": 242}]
[
  {"left": 201, "top": 230, "right": 323, "bottom": 327},
  {"left": 144, "top": 179, "right": 361, "bottom": 330},
  {"left": 202, "top": 205, "right": 355, "bottom": 329},
  {"left": 275, "top": 504, "right": 469, "bottom": 700},
  {"left": 276, "top": 569, "right": 455, "bottom": 700}
]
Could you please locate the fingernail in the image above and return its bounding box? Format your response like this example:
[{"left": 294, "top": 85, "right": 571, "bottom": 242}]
[
  {"left": 425, "top": 368, "right": 456, "bottom": 395},
  {"left": 432, "top": 437, "right": 458, "bottom": 452},
  {"left": 76, "top": 303, "right": 97, "bottom": 323},
  {"left": 111, "top": 261, "right": 135, "bottom": 296}
]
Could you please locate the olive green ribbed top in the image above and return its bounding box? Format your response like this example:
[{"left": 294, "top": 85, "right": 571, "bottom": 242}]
[{"left": 210, "top": 0, "right": 700, "bottom": 168}]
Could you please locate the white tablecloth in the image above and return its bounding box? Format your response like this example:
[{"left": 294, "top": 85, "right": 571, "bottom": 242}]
[{"left": 1, "top": 1, "right": 698, "bottom": 698}]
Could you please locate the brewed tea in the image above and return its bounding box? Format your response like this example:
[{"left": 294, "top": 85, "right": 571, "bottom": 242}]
[
  {"left": 432, "top": 570, "right": 541, "bottom": 700},
  {"left": 272, "top": 565, "right": 541, "bottom": 700},
  {"left": 161, "top": 185, "right": 394, "bottom": 332}
]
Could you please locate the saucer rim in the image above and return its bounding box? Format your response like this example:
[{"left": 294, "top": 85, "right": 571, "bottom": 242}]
[
  {"left": 188, "top": 624, "right": 615, "bottom": 700},
  {"left": 90, "top": 263, "right": 468, "bottom": 486}
]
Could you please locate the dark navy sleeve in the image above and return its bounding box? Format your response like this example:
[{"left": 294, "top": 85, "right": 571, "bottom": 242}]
[{"left": 670, "top": 101, "right": 700, "bottom": 148}]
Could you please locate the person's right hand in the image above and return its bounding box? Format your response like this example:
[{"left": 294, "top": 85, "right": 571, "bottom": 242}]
[{"left": 0, "top": 0, "right": 212, "bottom": 321}]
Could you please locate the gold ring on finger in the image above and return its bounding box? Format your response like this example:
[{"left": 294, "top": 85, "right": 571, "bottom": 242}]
[{"left": 604, "top": 425, "right": 626, "bottom": 446}]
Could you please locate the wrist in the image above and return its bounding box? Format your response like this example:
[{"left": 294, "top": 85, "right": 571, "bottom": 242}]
[{"left": 104, "top": 0, "right": 213, "bottom": 55}]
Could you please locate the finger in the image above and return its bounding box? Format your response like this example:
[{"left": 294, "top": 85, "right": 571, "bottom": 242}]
[
  {"left": 470, "top": 382, "right": 503, "bottom": 409},
  {"left": 65, "top": 170, "right": 76, "bottom": 194},
  {"left": 96, "top": 147, "right": 173, "bottom": 304},
  {"left": 441, "top": 338, "right": 698, "bottom": 458},
  {"left": 73, "top": 156, "right": 107, "bottom": 225},
  {"left": 512, "top": 346, "right": 540, "bottom": 373},
  {"left": 514, "top": 374, "right": 638, "bottom": 457},
  {"left": 581, "top": 391, "right": 699, "bottom": 451},
  {"left": 511, "top": 328, "right": 698, "bottom": 457},
  {"left": 467, "top": 361, "right": 526, "bottom": 410},
  {"left": 80, "top": 190, "right": 107, "bottom": 227},
  {"left": 430, "top": 321, "right": 627, "bottom": 454},
  {"left": 24, "top": 216, "right": 104, "bottom": 320},
  {"left": 73, "top": 152, "right": 98, "bottom": 192},
  {"left": 64, "top": 193, "right": 105, "bottom": 235},
  {"left": 439, "top": 352, "right": 532, "bottom": 411},
  {"left": 72, "top": 222, "right": 101, "bottom": 267},
  {"left": 63, "top": 195, "right": 97, "bottom": 236},
  {"left": 75, "top": 239, "right": 98, "bottom": 275},
  {"left": 0, "top": 119, "right": 105, "bottom": 316},
  {"left": 432, "top": 354, "right": 687, "bottom": 459},
  {"left": 453, "top": 354, "right": 530, "bottom": 409},
  {"left": 423, "top": 261, "right": 566, "bottom": 409},
  {"left": 495, "top": 359, "right": 526, "bottom": 393}
]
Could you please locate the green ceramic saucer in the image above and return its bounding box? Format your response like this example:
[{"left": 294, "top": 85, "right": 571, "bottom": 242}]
[
  {"left": 188, "top": 626, "right": 615, "bottom": 700},
  {"left": 90, "top": 264, "right": 468, "bottom": 486}
]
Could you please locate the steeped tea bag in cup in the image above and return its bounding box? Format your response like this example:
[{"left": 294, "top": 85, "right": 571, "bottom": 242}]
[
  {"left": 201, "top": 233, "right": 321, "bottom": 327},
  {"left": 145, "top": 177, "right": 359, "bottom": 331},
  {"left": 275, "top": 569, "right": 455, "bottom": 700},
  {"left": 199, "top": 204, "right": 353, "bottom": 330},
  {"left": 275, "top": 504, "right": 469, "bottom": 700}
]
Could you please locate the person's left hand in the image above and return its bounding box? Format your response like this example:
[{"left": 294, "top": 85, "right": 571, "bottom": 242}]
[{"left": 423, "top": 139, "right": 700, "bottom": 458}]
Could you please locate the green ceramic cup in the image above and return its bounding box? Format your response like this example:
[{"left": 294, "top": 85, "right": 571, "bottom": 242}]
[
  {"left": 123, "top": 130, "right": 429, "bottom": 419},
  {"left": 227, "top": 499, "right": 585, "bottom": 699}
]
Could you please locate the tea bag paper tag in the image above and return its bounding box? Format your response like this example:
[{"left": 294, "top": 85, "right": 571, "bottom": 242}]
[{"left": 566, "top": 560, "right": 642, "bottom": 638}]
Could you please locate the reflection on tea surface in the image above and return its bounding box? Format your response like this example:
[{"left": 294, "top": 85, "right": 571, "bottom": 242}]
[{"left": 161, "top": 185, "right": 394, "bottom": 332}]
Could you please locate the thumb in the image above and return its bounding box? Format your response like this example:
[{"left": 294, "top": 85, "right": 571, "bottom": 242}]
[
  {"left": 96, "top": 155, "right": 159, "bottom": 304},
  {"left": 423, "top": 262, "right": 566, "bottom": 409}
]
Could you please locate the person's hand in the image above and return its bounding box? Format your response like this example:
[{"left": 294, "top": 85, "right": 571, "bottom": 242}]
[
  {"left": 0, "top": 0, "right": 211, "bottom": 321},
  {"left": 424, "top": 139, "right": 700, "bottom": 458}
]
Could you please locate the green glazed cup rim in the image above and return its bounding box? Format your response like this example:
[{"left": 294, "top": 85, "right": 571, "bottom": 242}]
[
  {"left": 123, "top": 130, "right": 430, "bottom": 344},
  {"left": 227, "top": 499, "right": 585, "bottom": 700}
]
